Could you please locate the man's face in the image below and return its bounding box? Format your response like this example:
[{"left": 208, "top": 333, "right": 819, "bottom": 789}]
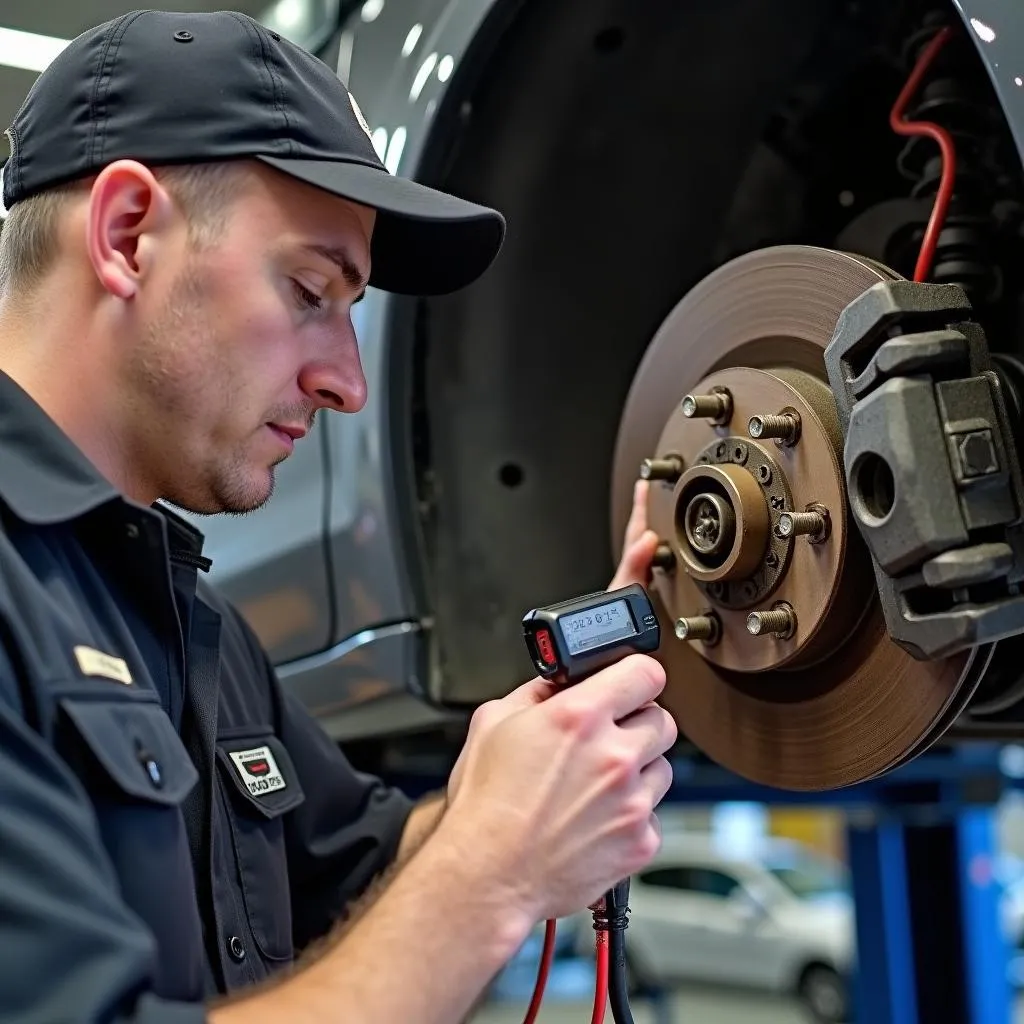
[{"left": 123, "top": 165, "right": 374, "bottom": 515}]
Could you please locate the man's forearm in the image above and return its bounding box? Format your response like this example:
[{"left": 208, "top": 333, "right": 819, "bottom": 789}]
[{"left": 209, "top": 816, "right": 532, "bottom": 1024}]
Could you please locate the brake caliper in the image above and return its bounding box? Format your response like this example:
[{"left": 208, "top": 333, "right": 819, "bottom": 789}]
[{"left": 824, "top": 279, "right": 1024, "bottom": 659}]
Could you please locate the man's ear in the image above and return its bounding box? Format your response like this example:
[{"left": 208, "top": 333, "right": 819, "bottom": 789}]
[{"left": 85, "top": 160, "right": 178, "bottom": 300}]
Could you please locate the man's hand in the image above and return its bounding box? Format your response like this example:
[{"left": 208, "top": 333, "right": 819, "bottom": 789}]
[
  {"left": 442, "top": 653, "right": 676, "bottom": 921},
  {"left": 608, "top": 479, "right": 660, "bottom": 592},
  {"left": 447, "top": 479, "right": 660, "bottom": 803}
]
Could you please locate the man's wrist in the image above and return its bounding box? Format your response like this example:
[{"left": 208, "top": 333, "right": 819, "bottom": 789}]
[
  {"left": 396, "top": 788, "right": 447, "bottom": 864},
  {"left": 425, "top": 810, "right": 539, "bottom": 957}
]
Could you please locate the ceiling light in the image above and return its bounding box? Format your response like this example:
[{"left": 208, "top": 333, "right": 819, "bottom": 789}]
[{"left": 0, "top": 26, "right": 70, "bottom": 74}]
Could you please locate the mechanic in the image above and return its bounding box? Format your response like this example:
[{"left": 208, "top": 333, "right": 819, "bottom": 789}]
[{"left": 0, "top": 10, "right": 676, "bottom": 1024}]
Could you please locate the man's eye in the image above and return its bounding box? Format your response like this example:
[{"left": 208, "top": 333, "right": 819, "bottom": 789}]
[{"left": 291, "top": 279, "right": 324, "bottom": 311}]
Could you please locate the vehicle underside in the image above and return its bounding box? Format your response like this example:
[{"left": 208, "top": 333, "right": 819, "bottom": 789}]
[{"left": 380, "top": 0, "right": 1024, "bottom": 789}]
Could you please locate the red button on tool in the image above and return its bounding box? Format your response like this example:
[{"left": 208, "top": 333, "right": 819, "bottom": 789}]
[{"left": 536, "top": 628, "right": 556, "bottom": 667}]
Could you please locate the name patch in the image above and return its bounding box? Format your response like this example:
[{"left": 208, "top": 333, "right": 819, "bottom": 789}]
[
  {"left": 74, "top": 645, "right": 133, "bottom": 685},
  {"left": 229, "top": 745, "right": 287, "bottom": 796}
]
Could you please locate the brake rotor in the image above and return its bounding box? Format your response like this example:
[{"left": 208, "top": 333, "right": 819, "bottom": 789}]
[{"left": 610, "top": 245, "right": 984, "bottom": 790}]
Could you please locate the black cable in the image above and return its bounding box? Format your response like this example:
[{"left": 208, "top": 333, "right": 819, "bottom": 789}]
[{"left": 605, "top": 879, "right": 634, "bottom": 1024}]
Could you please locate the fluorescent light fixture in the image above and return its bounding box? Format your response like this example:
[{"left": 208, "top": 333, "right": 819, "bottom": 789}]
[{"left": 0, "top": 26, "right": 70, "bottom": 74}]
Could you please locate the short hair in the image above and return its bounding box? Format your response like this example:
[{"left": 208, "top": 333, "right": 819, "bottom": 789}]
[{"left": 0, "top": 161, "right": 249, "bottom": 297}]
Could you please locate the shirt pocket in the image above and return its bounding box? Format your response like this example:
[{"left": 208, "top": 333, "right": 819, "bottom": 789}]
[
  {"left": 58, "top": 692, "right": 199, "bottom": 806},
  {"left": 215, "top": 732, "right": 306, "bottom": 962},
  {"left": 55, "top": 690, "right": 206, "bottom": 996}
]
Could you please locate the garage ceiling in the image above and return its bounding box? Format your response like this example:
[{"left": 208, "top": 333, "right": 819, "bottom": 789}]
[{"left": 0, "top": 1, "right": 309, "bottom": 162}]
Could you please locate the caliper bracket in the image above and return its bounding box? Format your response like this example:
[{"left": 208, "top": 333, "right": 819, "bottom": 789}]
[{"left": 824, "top": 279, "right": 1024, "bottom": 659}]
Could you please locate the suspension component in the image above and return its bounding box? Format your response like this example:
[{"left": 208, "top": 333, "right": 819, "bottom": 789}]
[{"left": 895, "top": 20, "right": 1001, "bottom": 304}]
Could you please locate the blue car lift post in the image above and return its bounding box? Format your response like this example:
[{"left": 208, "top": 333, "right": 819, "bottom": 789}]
[
  {"left": 665, "top": 745, "right": 1015, "bottom": 1024},
  {"left": 387, "top": 743, "right": 1015, "bottom": 1023}
]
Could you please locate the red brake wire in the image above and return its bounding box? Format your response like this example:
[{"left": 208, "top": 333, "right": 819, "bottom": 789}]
[
  {"left": 521, "top": 918, "right": 558, "bottom": 1024},
  {"left": 888, "top": 25, "right": 957, "bottom": 282},
  {"left": 521, "top": 914, "right": 609, "bottom": 1024},
  {"left": 591, "top": 931, "right": 609, "bottom": 1024}
]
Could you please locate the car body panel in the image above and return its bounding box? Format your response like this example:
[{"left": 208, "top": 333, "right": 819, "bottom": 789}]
[{"left": 954, "top": 0, "right": 1024, "bottom": 168}]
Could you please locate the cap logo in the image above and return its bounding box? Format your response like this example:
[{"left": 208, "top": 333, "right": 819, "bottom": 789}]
[{"left": 348, "top": 91, "right": 374, "bottom": 142}]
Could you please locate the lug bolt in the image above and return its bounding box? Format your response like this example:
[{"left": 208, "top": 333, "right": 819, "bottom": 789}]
[
  {"left": 652, "top": 542, "right": 676, "bottom": 571},
  {"left": 746, "top": 603, "right": 796, "bottom": 639},
  {"left": 640, "top": 455, "right": 684, "bottom": 483},
  {"left": 675, "top": 614, "right": 721, "bottom": 645},
  {"left": 777, "top": 506, "right": 830, "bottom": 543},
  {"left": 748, "top": 411, "right": 801, "bottom": 446},
  {"left": 681, "top": 388, "right": 733, "bottom": 425}
]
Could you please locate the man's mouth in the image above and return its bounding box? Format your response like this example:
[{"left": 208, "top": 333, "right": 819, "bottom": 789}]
[{"left": 267, "top": 423, "right": 307, "bottom": 451}]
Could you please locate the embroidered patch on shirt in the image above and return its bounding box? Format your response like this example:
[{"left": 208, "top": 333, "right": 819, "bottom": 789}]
[
  {"left": 229, "top": 746, "right": 287, "bottom": 796},
  {"left": 73, "top": 645, "right": 133, "bottom": 684}
]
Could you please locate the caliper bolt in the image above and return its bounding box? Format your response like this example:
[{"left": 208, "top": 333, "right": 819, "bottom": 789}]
[
  {"left": 652, "top": 542, "right": 676, "bottom": 571},
  {"left": 746, "top": 602, "right": 797, "bottom": 640},
  {"left": 681, "top": 388, "right": 733, "bottom": 425},
  {"left": 777, "top": 505, "right": 830, "bottom": 544},
  {"left": 674, "top": 614, "right": 721, "bottom": 645},
  {"left": 640, "top": 455, "right": 684, "bottom": 483},
  {"left": 748, "top": 411, "right": 801, "bottom": 446}
]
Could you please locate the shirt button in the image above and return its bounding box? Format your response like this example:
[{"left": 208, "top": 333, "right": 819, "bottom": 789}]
[
  {"left": 228, "top": 936, "right": 246, "bottom": 962},
  {"left": 125, "top": 523, "right": 140, "bottom": 539},
  {"left": 134, "top": 744, "right": 163, "bottom": 788}
]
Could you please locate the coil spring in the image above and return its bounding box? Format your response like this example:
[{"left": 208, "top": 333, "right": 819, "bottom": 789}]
[{"left": 897, "top": 20, "right": 1001, "bottom": 304}]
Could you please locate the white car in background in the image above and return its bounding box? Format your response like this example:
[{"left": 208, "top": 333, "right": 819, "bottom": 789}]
[{"left": 601, "top": 833, "right": 854, "bottom": 1023}]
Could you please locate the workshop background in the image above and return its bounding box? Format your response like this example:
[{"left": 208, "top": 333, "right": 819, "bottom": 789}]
[{"left": 6, "top": 1, "right": 1024, "bottom": 1023}]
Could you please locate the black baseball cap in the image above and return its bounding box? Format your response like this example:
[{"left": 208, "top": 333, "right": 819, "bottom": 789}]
[{"left": 2, "top": 9, "right": 505, "bottom": 296}]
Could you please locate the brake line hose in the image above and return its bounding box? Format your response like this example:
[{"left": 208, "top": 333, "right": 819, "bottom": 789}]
[{"left": 889, "top": 25, "right": 957, "bottom": 282}]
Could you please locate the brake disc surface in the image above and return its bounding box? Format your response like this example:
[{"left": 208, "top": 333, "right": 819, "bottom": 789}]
[{"left": 610, "top": 245, "right": 982, "bottom": 790}]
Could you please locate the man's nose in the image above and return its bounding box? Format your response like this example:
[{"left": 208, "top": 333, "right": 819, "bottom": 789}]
[{"left": 298, "top": 348, "right": 368, "bottom": 414}]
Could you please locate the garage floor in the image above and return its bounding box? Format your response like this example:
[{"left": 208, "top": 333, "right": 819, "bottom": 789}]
[
  {"left": 474, "top": 988, "right": 804, "bottom": 1023},
  {"left": 472, "top": 986, "right": 1024, "bottom": 1023}
]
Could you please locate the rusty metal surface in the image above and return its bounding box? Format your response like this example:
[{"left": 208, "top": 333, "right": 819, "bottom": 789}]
[{"left": 610, "top": 245, "right": 979, "bottom": 789}]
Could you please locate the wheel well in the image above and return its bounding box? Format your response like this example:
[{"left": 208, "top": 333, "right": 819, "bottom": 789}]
[
  {"left": 410, "top": 0, "right": 944, "bottom": 706},
  {"left": 797, "top": 959, "right": 841, "bottom": 990}
]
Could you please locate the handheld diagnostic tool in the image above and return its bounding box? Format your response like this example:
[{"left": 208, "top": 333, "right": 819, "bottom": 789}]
[{"left": 522, "top": 583, "right": 661, "bottom": 686}]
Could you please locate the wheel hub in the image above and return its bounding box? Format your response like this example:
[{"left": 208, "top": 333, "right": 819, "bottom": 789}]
[
  {"left": 648, "top": 363, "right": 860, "bottom": 675},
  {"left": 610, "top": 245, "right": 984, "bottom": 790}
]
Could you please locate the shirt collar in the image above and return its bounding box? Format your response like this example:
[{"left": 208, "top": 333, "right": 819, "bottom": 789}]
[{"left": 0, "top": 370, "right": 208, "bottom": 560}]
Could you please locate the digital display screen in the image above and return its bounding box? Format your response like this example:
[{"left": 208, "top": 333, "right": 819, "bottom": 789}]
[{"left": 559, "top": 598, "right": 637, "bottom": 656}]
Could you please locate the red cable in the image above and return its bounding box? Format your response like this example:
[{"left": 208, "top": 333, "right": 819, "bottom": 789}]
[
  {"left": 591, "top": 932, "right": 609, "bottom": 1024},
  {"left": 888, "top": 25, "right": 957, "bottom": 282},
  {"left": 521, "top": 918, "right": 558, "bottom": 1024}
]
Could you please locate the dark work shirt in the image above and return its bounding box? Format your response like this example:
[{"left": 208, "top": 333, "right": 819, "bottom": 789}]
[{"left": 0, "top": 371, "right": 414, "bottom": 1021}]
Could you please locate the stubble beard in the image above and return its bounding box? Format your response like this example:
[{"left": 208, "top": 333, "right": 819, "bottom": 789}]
[{"left": 126, "top": 264, "right": 277, "bottom": 517}]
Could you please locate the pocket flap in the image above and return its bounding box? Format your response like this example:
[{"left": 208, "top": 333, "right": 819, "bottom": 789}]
[
  {"left": 215, "top": 735, "right": 305, "bottom": 818},
  {"left": 60, "top": 696, "right": 199, "bottom": 806}
]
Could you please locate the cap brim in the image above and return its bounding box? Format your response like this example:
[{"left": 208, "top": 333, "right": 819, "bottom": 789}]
[{"left": 257, "top": 156, "right": 505, "bottom": 296}]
